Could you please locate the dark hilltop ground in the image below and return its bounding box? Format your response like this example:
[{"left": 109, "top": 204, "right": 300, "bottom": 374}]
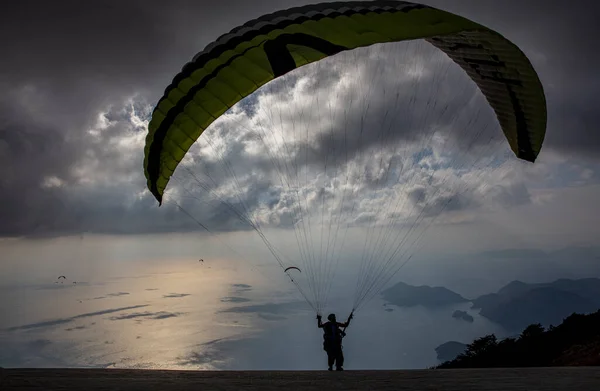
[
  {"left": 437, "top": 310, "right": 600, "bottom": 368},
  {"left": 2, "top": 367, "right": 600, "bottom": 391}
]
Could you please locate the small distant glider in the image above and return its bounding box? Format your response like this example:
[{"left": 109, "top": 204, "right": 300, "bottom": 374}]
[
  {"left": 58, "top": 276, "right": 66, "bottom": 279},
  {"left": 284, "top": 267, "right": 301, "bottom": 273}
]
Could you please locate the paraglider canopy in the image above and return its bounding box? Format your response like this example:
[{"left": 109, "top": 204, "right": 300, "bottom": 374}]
[
  {"left": 142, "top": 0, "right": 546, "bottom": 315},
  {"left": 144, "top": 0, "right": 546, "bottom": 205}
]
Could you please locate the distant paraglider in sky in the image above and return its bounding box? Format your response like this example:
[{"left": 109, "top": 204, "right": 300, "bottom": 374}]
[
  {"left": 55, "top": 276, "right": 78, "bottom": 285},
  {"left": 285, "top": 266, "right": 302, "bottom": 282},
  {"left": 143, "top": 0, "right": 546, "bottom": 315}
]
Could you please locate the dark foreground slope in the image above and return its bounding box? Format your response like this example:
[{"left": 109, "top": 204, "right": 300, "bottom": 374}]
[
  {"left": 437, "top": 311, "right": 600, "bottom": 368},
  {"left": 2, "top": 368, "right": 600, "bottom": 391}
]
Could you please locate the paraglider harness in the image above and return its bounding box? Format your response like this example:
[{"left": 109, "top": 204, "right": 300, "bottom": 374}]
[{"left": 321, "top": 312, "right": 353, "bottom": 352}]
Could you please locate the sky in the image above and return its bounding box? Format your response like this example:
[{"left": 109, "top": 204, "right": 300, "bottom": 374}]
[{"left": 1, "top": 0, "right": 599, "bottom": 370}]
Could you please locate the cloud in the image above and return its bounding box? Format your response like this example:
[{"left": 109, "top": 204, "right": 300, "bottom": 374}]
[
  {"left": 0, "top": 0, "right": 598, "bottom": 247},
  {"left": 0, "top": 0, "right": 279, "bottom": 238},
  {"left": 165, "top": 41, "right": 543, "bottom": 252}
]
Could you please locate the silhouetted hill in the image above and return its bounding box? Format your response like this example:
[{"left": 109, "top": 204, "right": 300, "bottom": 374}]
[
  {"left": 497, "top": 280, "right": 531, "bottom": 297},
  {"left": 472, "top": 278, "right": 600, "bottom": 331},
  {"left": 437, "top": 310, "right": 600, "bottom": 368},
  {"left": 551, "top": 278, "right": 600, "bottom": 300},
  {"left": 435, "top": 341, "right": 468, "bottom": 362},
  {"left": 381, "top": 281, "right": 468, "bottom": 308}
]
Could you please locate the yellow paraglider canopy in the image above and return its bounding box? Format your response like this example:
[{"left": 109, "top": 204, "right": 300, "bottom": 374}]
[{"left": 144, "top": 0, "right": 546, "bottom": 204}]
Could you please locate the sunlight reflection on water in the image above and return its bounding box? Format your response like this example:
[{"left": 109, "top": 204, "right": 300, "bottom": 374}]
[
  {"left": 1, "top": 255, "right": 507, "bottom": 370},
  {"left": 0, "top": 259, "right": 296, "bottom": 369}
]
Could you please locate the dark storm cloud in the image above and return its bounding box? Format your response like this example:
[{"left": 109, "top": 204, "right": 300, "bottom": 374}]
[
  {"left": 407, "top": 185, "right": 479, "bottom": 218},
  {"left": 0, "top": 0, "right": 597, "bottom": 238},
  {"left": 405, "top": 178, "right": 532, "bottom": 218},
  {"left": 0, "top": 0, "right": 305, "bottom": 237},
  {"left": 422, "top": 0, "right": 600, "bottom": 159}
]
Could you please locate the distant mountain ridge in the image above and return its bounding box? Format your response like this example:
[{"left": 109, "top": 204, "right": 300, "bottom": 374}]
[
  {"left": 411, "top": 246, "right": 600, "bottom": 298},
  {"left": 382, "top": 278, "right": 600, "bottom": 332},
  {"left": 472, "top": 278, "right": 600, "bottom": 331}
]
